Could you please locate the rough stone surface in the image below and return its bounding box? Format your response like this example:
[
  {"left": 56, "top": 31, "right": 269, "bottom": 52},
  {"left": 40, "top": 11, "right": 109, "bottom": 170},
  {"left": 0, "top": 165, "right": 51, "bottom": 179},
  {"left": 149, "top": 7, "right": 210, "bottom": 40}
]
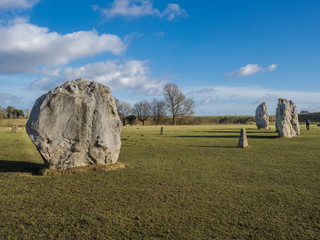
[
  {"left": 26, "top": 78, "right": 122, "bottom": 169},
  {"left": 238, "top": 128, "right": 248, "bottom": 148},
  {"left": 275, "top": 98, "right": 300, "bottom": 138},
  {"left": 255, "top": 102, "right": 269, "bottom": 129}
]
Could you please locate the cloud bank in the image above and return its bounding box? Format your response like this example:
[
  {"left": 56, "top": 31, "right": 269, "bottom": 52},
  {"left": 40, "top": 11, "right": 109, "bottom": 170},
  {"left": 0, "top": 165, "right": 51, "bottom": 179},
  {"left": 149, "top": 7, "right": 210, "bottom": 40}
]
[
  {"left": 226, "top": 64, "right": 277, "bottom": 78},
  {"left": 187, "top": 85, "right": 320, "bottom": 115},
  {"left": 0, "top": 19, "right": 126, "bottom": 74},
  {"left": 102, "top": 0, "right": 188, "bottom": 20},
  {"left": 29, "top": 60, "right": 166, "bottom": 95}
]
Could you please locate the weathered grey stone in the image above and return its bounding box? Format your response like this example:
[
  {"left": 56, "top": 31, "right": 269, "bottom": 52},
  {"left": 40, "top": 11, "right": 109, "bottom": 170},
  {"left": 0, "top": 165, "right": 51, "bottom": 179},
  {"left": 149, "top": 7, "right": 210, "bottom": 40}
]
[
  {"left": 238, "top": 128, "right": 248, "bottom": 148},
  {"left": 255, "top": 102, "right": 269, "bottom": 129},
  {"left": 26, "top": 78, "right": 122, "bottom": 169},
  {"left": 275, "top": 98, "right": 300, "bottom": 138}
]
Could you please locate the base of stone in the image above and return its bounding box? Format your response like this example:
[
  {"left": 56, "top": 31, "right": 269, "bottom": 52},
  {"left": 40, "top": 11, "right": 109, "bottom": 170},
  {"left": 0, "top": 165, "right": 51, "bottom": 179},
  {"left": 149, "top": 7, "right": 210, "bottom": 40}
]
[{"left": 39, "top": 162, "right": 125, "bottom": 176}]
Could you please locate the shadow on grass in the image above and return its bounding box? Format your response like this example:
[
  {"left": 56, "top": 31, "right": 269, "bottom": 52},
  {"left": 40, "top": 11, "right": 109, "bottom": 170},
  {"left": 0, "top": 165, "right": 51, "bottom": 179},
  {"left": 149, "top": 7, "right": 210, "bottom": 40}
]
[
  {"left": 0, "top": 160, "right": 44, "bottom": 175},
  {"left": 192, "top": 130, "right": 276, "bottom": 134},
  {"left": 176, "top": 135, "right": 278, "bottom": 139},
  {"left": 187, "top": 145, "right": 237, "bottom": 148}
]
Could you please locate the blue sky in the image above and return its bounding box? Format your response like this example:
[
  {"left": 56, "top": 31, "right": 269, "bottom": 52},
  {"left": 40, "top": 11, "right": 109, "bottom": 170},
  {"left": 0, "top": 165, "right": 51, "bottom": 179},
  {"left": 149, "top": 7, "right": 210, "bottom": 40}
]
[{"left": 0, "top": 0, "right": 320, "bottom": 115}]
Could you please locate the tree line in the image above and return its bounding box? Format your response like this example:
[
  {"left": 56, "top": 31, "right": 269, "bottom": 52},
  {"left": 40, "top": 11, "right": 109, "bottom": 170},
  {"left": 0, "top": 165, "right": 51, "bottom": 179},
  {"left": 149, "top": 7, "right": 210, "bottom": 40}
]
[
  {"left": 116, "top": 83, "right": 195, "bottom": 126},
  {"left": 0, "top": 83, "right": 194, "bottom": 124},
  {"left": 0, "top": 106, "right": 30, "bottom": 119}
]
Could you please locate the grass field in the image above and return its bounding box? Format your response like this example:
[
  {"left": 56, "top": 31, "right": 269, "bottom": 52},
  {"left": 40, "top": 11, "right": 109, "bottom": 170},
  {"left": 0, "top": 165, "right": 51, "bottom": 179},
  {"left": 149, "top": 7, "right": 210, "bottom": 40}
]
[{"left": 0, "top": 123, "right": 319, "bottom": 239}]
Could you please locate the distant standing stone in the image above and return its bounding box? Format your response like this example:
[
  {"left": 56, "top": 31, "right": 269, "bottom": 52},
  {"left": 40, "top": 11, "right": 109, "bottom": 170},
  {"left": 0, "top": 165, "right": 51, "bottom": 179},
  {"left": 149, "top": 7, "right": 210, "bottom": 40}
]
[
  {"left": 238, "top": 128, "right": 248, "bottom": 148},
  {"left": 275, "top": 98, "right": 300, "bottom": 138},
  {"left": 255, "top": 102, "right": 269, "bottom": 129},
  {"left": 11, "top": 125, "right": 18, "bottom": 133},
  {"left": 26, "top": 78, "right": 122, "bottom": 169},
  {"left": 160, "top": 127, "right": 163, "bottom": 135}
]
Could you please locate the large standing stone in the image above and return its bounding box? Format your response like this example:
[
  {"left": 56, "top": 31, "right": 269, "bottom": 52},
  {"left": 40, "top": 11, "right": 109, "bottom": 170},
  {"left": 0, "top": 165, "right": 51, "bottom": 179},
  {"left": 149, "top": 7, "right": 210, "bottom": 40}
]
[
  {"left": 26, "top": 78, "right": 122, "bottom": 169},
  {"left": 255, "top": 102, "right": 269, "bottom": 129},
  {"left": 275, "top": 98, "right": 300, "bottom": 138},
  {"left": 238, "top": 128, "right": 248, "bottom": 148}
]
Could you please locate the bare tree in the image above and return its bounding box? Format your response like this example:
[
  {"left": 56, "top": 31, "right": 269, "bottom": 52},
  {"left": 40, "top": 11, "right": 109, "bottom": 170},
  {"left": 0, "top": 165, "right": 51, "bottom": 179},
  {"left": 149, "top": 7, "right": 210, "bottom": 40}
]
[
  {"left": 150, "top": 99, "right": 166, "bottom": 125},
  {"left": 1, "top": 108, "right": 8, "bottom": 119},
  {"left": 0, "top": 107, "right": 3, "bottom": 120},
  {"left": 126, "top": 115, "right": 136, "bottom": 125},
  {"left": 163, "top": 83, "right": 195, "bottom": 125},
  {"left": 117, "top": 102, "right": 131, "bottom": 126},
  {"left": 132, "top": 100, "right": 150, "bottom": 126},
  {"left": 24, "top": 109, "right": 31, "bottom": 119}
]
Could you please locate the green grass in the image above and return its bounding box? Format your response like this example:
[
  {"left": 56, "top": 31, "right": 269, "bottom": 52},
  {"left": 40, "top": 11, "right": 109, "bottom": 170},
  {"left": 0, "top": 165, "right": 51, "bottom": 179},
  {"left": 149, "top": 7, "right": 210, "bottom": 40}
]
[{"left": 0, "top": 124, "right": 320, "bottom": 239}]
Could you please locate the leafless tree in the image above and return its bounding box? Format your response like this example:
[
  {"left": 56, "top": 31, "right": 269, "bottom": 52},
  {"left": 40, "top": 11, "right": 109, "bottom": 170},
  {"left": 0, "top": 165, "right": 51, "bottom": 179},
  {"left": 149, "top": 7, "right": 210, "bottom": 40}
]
[
  {"left": 149, "top": 99, "right": 166, "bottom": 125},
  {"left": 132, "top": 100, "right": 150, "bottom": 126},
  {"left": 116, "top": 99, "right": 131, "bottom": 126},
  {"left": 163, "top": 83, "right": 195, "bottom": 125},
  {"left": 24, "top": 109, "right": 31, "bottom": 119}
]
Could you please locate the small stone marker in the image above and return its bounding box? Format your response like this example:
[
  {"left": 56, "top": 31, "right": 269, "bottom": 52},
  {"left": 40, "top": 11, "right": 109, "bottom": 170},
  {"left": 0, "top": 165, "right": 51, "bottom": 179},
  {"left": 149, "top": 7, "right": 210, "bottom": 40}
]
[
  {"left": 238, "top": 128, "right": 248, "bottom": 148},
  {"left": 160, "top": 127, "right": 163, "bottom": 135},
  {"left": 11, "top": 125, "right": 18, "bottom": 133}
]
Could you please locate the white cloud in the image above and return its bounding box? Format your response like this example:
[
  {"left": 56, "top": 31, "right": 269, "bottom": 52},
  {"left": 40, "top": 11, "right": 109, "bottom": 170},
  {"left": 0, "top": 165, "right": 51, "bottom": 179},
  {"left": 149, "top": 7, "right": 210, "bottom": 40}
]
[
  {"left": 225, "top": 64, "right": 277, "bottom": 78},
  {"left": 103, "top": 0, "right": 159, "bottom": 18},
  {"left": 267, "top": 64, "right": 277, "bottom": 71},
  {"left": 102, "top": 0, "right": 188, "bottom": 20},
  {"left": 0, "top": 0, "right": 38, "bottom": 9},
  {"left": 201, "top": 97, "right": 211, "bottom": 105},
  {"left": 29, "top": 60, "right": 166, "bottom": 95},
  {"left": 162, "top": 4, "right": 187, "bottom": 21},
  {"left": 0, "top": 19, "right": 126, "bottom": 74}
]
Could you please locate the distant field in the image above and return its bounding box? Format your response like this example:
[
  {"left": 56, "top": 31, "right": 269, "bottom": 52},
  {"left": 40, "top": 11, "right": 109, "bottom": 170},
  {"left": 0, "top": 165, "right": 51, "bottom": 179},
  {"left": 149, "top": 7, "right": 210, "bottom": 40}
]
[
  {"left": 1, "top": 112, "right": 319, "bottom": 127},
  {"left": 0, "top": 119, "right": 28, "bottom": 128},
  {"left": 0, "top": 124, "right": 319, "bottom": 239}
]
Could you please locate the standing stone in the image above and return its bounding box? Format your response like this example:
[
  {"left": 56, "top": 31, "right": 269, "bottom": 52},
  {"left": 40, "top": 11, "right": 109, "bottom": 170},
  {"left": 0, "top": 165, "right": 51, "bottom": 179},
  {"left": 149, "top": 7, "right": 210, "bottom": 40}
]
[
  {"left": 238, "top": 128, "right": 248, "bottom": 148},
  {"left": 160, "top": 127, "right": 163, "bottom": 135},
  {"left": 275, "top": 98, "right": 300, "bottom": 138},
  {"left": 255, "top": 102, "right": 269, "bottom": 129},
  {"left": 11, "top": 125, "right": 18, "bottom": 133},
  {"left": 26, "top": 78, "right": 122, "bottom": 169}
]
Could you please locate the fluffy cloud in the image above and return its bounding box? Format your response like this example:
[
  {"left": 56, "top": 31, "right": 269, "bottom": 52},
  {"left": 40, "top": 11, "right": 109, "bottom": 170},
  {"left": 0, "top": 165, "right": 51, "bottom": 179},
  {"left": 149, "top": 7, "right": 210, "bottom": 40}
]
[
  {"left": 266, "top": 64, "right": 277, "bottom": 71},
  {"left": 102, "top": 0, "right": 188, "bottom": 20},
  {"left": 162, "top": 4, "right": 187, "bottom": 21},
  {"left": 29, "top": 60, "right": 166, "bottom": 95},
  {"left": 0, "top": 19, "right": 126, "bottom": 74},
  {"left": 0, "top": 0, "right": 38, "bottom": 9},
  {"left": 225, "top": 64, "right": 277, "bottom": 78}
]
